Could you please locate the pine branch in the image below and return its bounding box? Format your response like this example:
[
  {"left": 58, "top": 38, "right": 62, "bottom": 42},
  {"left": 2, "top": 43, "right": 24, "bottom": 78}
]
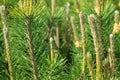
[
  {"left": 109, "top": 34, "right": 115, "bottom": 78},
  {"left": 49, "top": 37, "right": 54, "bottom": 80},
  {"left": 88, "top": 14, "right": 102, "bottom": 80},
  {"left": 55, "top": 25, "right": 60, "bottom": 50},
  {"left": 79, "top": 12, "right": 87, "bottom": 77},
  {"left": 51, "top": 0, "right": 55, "bottom": 17},
  {"left": 25, "top": 17, "right": 39, "bottom": 80},
  {"left": 65, "top": 2, "right": 72, "bottom": 64},
  {"left": 0, "top": 5, "right": 14, "bottom": 80},
  {"left": 113, "top": 10, "right": 120, "bottom": 34},
  {"left": 50, "top": 37, "right": 54, "bottom": 62},
  {"left": 87, "top": 52, "right": 94, "bottom": 80},
  {"left": 71, "top": 16, "right": 81, "bottom": 48},
  {"left": 94, "top": 0, "right": 106, "bottom": 58},
  {"left": 103, "top": 58, "right": 109, "bottom": 80}
]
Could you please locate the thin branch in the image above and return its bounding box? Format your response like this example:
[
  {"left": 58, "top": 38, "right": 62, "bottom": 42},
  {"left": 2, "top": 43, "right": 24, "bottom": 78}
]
[
  {"left": 0, "top": 5, "right": 14, "bottom": 80},
  {"left": 25, "top": 17, "right": 39, "bottom": 80},
  {"left": 109, "top": 34, "right": 115, "bottom": 78},
  {"left": 88, "top": 14, "right": 101, "bottom": 80},
  {"left": 79, "top": 12, "right": 86, "bottom": 77},
  {"left": 87, "top": 52, "right": 94, "bottom": 80}
]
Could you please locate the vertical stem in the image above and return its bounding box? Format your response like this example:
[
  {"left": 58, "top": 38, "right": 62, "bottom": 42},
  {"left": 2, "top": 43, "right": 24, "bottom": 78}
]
[
  {"left": 71, "top": 16, "right": 81, "bottom": 48},
  {"left": 65, "top": 2, "right": 72, "bottom": 63},
  {"left": 114, "top": 10, "right": 119, "bottom": 24},
  {"left": 88, "top": 14, "right": 101, "bottom": 80},
  {"left": 71, "top": 17, "right": 79, "bottom": 41},
  {"left": 103, "top": 58, "right": 109, "bottom": 80},
  {"left": 50, "top": 37, "right": 54, "bottom": 62},
  {"left": 75, "top": 0, "right": 80, "bottom": 13},
  {"left": 94, "top": 0, "right": 101, "bottom": 16},
  {"left": 95, "top": 0, "right": 106, "bottom": 58},
  {"left": 66, "top": 2, "right": 70, "bottom": 43},
  {"left": 79, "top": 12, "right": 86, "bottom": 77},
  {"left": 109, "top": 34, "right": 115, "bottom": 78},
  {"left": 49, "top": 37, "right": 54, "bottom": 80},
  {"left": 113, "top": 10, "right": 120, "bottom": 34},
  {"left": 87, "top": 53, "right": 94, "bottom": 80},
  {"left": 66, "top": 3, "right": 70, "bottom": 23},
  {"left": 25, "top": 17, "right": 39, "bottom": 80},
  {"left": 51, "top": 0, "right": 59, "bottom": 53},
  {"left": 0, "top": 5, "right": 14, "bottom": 80},
  {"left": 51, "top": 0, "right": 55, "bottom": 17},
  {"left": 56, "top": 25, "right": 60, "bottom": 49}
]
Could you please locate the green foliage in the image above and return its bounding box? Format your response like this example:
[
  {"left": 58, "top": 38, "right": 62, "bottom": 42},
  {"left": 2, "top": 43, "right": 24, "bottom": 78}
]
[{"left": 0, "top": 0, "right": 120, "bottom": 80}]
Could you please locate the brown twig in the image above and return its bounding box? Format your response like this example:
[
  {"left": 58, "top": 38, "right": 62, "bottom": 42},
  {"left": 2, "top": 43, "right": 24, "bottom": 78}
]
[{"left": 25, "top": 17, "right": 39, "bottom": 80}]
